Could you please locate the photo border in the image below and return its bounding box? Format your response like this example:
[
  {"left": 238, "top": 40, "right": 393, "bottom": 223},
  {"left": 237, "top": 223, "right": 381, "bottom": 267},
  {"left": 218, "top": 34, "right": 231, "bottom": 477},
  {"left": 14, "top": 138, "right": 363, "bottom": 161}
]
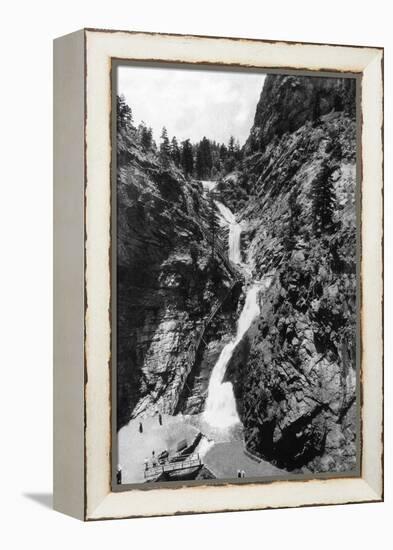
[{"left": 110, "top": 60, "right": 363, "bottom": 493}]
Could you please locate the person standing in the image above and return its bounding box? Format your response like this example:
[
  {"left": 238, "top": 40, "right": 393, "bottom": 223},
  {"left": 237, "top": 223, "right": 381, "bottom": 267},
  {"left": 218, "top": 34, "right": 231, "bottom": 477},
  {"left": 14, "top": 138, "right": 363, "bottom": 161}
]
[
  {"left": 139, "top": 421, "right": 143, "bottom": 433},
  {"left": 158, "top": 413, "right": 162, "bottom": 426}
]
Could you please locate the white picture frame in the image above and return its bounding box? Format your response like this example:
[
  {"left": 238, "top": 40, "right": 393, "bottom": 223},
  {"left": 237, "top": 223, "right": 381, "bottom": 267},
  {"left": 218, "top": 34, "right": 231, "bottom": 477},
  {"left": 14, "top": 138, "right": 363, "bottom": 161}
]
[{"left": 53, "top": 28, "right": 383, "bottom": 521}]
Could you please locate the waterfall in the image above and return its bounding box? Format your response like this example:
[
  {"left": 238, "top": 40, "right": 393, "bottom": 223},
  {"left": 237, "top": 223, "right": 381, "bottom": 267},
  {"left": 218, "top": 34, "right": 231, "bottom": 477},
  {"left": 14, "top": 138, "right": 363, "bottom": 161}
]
[
  {"left": 215, "top": 202, "right": 242, "bottom": 265},
  {"left": 200, "top": 180, "right": 217, "bottom": 193},
  {"left": 203, "top": 285, "right": 260, "bottom": 428},
  {"left": 203, "top": 200, "right": 260, "bottom": 429}
]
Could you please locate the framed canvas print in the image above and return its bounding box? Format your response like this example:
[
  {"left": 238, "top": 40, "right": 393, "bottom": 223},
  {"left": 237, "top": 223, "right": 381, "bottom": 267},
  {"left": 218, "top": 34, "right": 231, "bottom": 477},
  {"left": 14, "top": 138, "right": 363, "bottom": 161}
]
[{"left": 53, "top": 29, "right": 383, "bottom": 520}]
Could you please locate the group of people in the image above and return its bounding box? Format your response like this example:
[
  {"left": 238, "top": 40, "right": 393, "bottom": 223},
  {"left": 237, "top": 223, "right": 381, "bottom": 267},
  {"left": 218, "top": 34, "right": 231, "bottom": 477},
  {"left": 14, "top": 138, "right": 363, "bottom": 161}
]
[
  {"left": 237, "top": 470, "right": 246, "bottom": 478},
  {"left": 144, "top": 450, "right": 157, "bottom": 470},
  {"left": 138, "top": 412, "right": 164, "bottom": 472},
  {"left": 138, "top": 412, "right": 163, "bottom": 434}
]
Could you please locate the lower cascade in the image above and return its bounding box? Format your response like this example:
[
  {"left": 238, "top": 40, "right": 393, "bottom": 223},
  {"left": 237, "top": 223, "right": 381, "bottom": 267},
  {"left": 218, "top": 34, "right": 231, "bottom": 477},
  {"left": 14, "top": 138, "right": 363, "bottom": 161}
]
[{"left": 203, "top": 285, "right": 261, "bottom": 428}]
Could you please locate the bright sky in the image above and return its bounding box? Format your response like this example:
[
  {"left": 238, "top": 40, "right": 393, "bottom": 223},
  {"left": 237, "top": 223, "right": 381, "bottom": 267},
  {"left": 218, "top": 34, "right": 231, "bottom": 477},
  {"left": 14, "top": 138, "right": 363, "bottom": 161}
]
[{"left": 117, "top": 64, "right": 266, "bottom": 146}]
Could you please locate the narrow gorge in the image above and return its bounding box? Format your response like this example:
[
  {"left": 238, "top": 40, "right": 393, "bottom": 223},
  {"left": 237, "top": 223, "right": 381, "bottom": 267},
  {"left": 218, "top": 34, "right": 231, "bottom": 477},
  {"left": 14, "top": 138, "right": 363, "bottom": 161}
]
[{"left": 116, "top": 72, "right": 358, "bottom": 483}]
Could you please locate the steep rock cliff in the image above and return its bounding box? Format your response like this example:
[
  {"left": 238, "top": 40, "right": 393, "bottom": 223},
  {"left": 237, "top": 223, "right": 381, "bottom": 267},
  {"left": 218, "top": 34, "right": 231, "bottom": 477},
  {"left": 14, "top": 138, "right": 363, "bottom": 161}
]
[
  {"left": 117, "top": 125, "right": 239, "bottom": 429},
  {"left": 245, "top": 75, "right": 355, "bottom": 153},
  {"left": 229, "top": 75, "right": 358, "bottom": 473}
]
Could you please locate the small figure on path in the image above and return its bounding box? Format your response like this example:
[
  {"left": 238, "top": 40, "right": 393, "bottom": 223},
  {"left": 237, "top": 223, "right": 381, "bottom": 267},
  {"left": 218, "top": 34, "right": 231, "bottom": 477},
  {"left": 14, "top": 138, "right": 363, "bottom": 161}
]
[
  {"left": 237, "top": 470, "right": 241, "bottom": 478},
  {"left": 158, "top": 413, "right": 162, "bottom": 426},
  {"left": 144, "top": 458, "right": 149, "bottom": 471},
  {"left": 116, "top": 464, "right": 122, "bottom": 484},
  {"left": 241, "top": 470, "right": 246, "bottom": 478},
  {"left": 139, "top": 421, "right": 143, "bottom": 433}
]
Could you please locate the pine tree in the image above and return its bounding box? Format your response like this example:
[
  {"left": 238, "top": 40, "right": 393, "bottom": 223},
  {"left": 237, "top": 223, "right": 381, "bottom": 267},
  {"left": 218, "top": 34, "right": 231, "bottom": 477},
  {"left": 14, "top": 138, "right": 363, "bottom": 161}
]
[
  {"left": 117, "top": 94, "right": 133, "bottom": 129},
  {"left": 211, "top": 148, "right": 221, "bottom": 176},
  {"left": 219, "top": 144, "right": 228, "bottom": 161},
  {"left": 141, "top": 125, "right": 153, "bottom": 150},
  {"left": 223, "top": 136, "right": 239, "bottom": 173},
  {"left": 181, "top": 139, "right": 194, "bottom": 177},
  {"left": 202, "top": 137, "right": 213, "bottom": 174},
  {"left": 233, "top": 140, "right": 242, "bottom": 162},
  {"left": 159, "top": 127, "right": 171, "bottom": 165},
  {"left": 170, "top": 136, "right": 181, "bottom": 166},
  {"left": 194, "top": 138, "right": 213, "bottom": 179},
  {"left": 228, "top": 136, "right": 235, "bottom": 154},
  {"left": 196, "top": 145, "right": 205, "bottom": 179},
  {"left": 311, "top": 160, "right": 336, "bottom": 233}
]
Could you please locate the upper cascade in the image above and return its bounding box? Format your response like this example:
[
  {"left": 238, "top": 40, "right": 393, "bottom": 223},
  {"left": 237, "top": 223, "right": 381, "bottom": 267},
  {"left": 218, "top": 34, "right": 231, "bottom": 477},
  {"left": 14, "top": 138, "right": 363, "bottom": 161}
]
[{"left": 215, "top": 201, "right": 242, "bottom": 265}]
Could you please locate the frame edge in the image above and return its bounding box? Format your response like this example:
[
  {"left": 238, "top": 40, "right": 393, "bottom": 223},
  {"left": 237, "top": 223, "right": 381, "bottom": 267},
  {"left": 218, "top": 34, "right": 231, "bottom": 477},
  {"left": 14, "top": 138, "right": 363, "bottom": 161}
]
[{"left": 53, "top": 29, "right": 86, "bottom": 521}]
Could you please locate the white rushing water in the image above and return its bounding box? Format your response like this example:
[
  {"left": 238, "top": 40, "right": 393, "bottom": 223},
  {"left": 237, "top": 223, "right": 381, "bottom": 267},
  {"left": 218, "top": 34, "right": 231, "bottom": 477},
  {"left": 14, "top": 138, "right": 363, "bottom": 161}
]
[
  {"left": 203, "top": 200, "right": 260, "bottom": 429},
  {"left": 200, "top": 180, "right": 217, "bottom": 193},
  {"left": 215, "top": 202, "right": 242, "bottom": 265},
  {"left": 203, "top": 284, "right": 261, "bottom": 428}
]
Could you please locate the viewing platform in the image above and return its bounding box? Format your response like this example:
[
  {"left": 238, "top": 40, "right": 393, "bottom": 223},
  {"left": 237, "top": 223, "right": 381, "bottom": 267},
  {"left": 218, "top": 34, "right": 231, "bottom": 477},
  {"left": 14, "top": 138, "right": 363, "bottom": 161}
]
[{"left": 144, "top": 453, "right": 202, "bottom": 482}]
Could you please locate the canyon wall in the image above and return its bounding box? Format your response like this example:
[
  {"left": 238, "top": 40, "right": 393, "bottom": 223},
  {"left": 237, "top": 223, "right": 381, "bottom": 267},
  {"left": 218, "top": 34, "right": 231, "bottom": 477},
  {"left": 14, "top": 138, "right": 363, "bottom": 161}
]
[
  {"left": 226, "top": 74, "right": 358, "bottom": 473},
  {"left": 117, "top": 124, "right": 239, "bottom": 429}
]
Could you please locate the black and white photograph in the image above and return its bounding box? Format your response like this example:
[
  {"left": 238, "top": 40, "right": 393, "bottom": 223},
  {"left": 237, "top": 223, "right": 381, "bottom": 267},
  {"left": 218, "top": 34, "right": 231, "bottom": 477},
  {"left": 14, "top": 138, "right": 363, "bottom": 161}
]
[
  {"left": 1, "top": 0, "right": 388, "bottom": 537},
  {"left": 114, "top": 64, "right": 359, "bottom": 486}
]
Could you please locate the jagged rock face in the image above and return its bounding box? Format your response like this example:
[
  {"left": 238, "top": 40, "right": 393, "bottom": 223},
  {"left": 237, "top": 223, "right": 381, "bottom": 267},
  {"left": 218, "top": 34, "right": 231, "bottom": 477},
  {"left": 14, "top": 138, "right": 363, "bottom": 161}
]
[
  {"left": 245, "top": 75, "right": 356, "bottom": 153},
  {"left": 117, "top": 130, "right": 237, "bottom": 429},
  {"left": 229, "top": 74, "right": 358, "bottom": 473},
  {"left": 176, "top": 283, "right": 242, "bottom": 415}
]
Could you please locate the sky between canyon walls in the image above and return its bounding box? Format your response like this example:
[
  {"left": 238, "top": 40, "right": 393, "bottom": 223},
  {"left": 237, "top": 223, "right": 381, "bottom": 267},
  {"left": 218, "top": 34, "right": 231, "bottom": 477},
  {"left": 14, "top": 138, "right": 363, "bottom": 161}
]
[{"left": 118, "top": 64, "right": 266, "bottom": 146}]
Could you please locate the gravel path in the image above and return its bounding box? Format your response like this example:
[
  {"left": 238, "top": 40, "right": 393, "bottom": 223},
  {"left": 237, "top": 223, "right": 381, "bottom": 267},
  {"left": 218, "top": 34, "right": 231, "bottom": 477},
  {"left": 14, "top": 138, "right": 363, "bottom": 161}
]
[
  {"left": 118, "top": 414, "right": 287, "bottom": 484},
  {"left": 203, "top": 441, "right": 287, "bottom": 479}
]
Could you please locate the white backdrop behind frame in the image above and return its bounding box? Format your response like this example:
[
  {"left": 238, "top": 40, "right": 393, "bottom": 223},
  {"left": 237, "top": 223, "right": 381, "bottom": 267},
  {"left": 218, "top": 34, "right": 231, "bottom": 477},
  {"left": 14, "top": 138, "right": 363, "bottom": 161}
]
[{"left": 53, "top": 28, "right": 383, "bottom": 521}]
